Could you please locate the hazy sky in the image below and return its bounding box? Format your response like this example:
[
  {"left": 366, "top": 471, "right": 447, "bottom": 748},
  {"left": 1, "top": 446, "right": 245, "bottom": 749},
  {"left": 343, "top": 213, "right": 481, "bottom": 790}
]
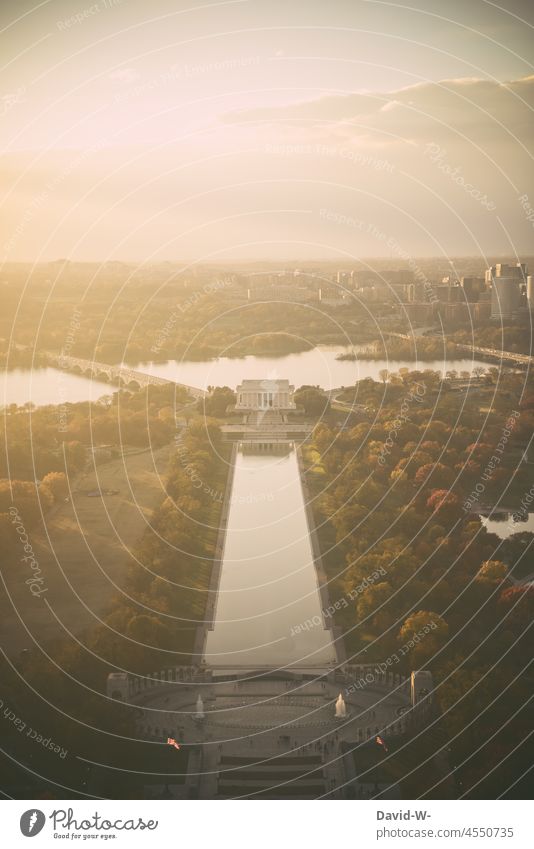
[{"left": 1, "top": 0, "right": 533, "bottom": 261}]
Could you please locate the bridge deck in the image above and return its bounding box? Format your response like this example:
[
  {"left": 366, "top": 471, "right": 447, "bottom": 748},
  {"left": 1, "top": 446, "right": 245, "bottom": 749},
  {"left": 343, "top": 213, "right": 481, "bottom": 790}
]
[{"left": 45, "top": 353, "right": 206, "bottom": 398}]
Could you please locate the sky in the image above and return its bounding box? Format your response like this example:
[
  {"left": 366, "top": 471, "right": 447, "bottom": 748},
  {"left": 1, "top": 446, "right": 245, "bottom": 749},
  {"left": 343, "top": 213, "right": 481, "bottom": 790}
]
[{"left": 1, "top": 0, "right": 533, "bottom": 262}]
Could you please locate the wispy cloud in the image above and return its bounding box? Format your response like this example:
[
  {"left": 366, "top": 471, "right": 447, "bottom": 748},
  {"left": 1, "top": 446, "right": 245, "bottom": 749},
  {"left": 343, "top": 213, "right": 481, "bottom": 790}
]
[{"left": 222, "top": 75, "right": 534, "bottom": 146}]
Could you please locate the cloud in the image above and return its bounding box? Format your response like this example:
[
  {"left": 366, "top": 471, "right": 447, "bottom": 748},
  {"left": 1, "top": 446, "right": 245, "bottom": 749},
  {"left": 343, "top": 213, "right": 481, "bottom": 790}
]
[{"left": 222, "top": 75, "right": 534, "bottom": 146}]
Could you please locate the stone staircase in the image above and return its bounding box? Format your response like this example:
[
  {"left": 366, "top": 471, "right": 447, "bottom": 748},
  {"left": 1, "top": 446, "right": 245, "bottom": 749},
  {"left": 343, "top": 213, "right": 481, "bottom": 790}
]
[{"left": 215, "top": 753, "right": 327, "bottom": 799}]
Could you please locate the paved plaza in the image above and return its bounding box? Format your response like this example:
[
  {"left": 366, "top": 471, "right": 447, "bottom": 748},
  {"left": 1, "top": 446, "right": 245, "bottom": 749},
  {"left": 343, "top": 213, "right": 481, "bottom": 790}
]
[{"left": 131, "top": 670, "right": 413, "bottom": 798}]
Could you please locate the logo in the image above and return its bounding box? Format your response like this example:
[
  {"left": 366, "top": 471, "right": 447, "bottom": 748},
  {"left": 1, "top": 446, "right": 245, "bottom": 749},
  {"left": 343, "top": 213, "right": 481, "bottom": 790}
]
[{"left": 20, "top": 810, "right": 46, "bottom": 837}]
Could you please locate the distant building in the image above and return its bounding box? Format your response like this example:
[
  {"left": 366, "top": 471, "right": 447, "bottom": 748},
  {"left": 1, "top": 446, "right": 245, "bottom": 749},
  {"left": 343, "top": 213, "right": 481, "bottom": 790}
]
[
  {"left": 435, "top": 283, "right": 463, "bottom": 303},
  {"left": 318, "top": 288, "right": 351, "bottom": 306},
  {"left": 400, "top": 302, "right": 435, "bottom": 323},
  {"left": 460, "top": 276, "right": 486, "bottom": 302},
  {"left": 470, "top": 300, "right": 492, "bottom": 322},
  {"left": 247, "top": 285, "right": 318, "bottom": 303},
  {"left": 386, "top": 282, "right": 415, "bottom": 303},
  {"left": 439, "top": 301, "right": 471, "bottom": 323},
  {"left": 489, "top": 263, "right": 526, "bottom": 320},
  {"left": 235, "top": 379, "right": 296, "bottom": 411},
  {"left": 383, "top": 269, "right": 414, "bottom": 286}
]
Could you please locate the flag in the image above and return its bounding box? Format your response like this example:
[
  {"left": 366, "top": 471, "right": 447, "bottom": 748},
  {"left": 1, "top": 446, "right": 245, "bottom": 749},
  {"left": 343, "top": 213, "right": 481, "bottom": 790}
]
[
  {"left": 167, "top": 737, "right": 181, "bottom": 750},
  {"left": 375, "top": 735, "right": 388, "bottom": 752}
]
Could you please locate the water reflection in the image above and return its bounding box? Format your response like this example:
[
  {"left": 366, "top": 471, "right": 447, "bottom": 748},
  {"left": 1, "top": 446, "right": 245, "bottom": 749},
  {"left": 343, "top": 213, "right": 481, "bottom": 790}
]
[
  {"left": 2, "top": 346, "right": 489, "bottom": 407},
  {"left": 1, "top": 367, "right": 112, "bottom": 408},
  {"left": 203, "top": 442, "right": 336, "bottom": 669},
  {"left": 134, "top": 345, "right": 488, "bottom": 393},
  {"left": 480, "top": 511, "right": 534, "bottom": 539}
]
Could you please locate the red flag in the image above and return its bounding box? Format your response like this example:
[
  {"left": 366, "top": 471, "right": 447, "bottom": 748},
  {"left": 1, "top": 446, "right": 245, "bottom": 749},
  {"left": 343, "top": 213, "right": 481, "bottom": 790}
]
[
  {"left": 167, "top": 737, "right": 181, "bottom": 750},
  {"left": 375, "top": 735, "right": 388, "bottom": 752}
]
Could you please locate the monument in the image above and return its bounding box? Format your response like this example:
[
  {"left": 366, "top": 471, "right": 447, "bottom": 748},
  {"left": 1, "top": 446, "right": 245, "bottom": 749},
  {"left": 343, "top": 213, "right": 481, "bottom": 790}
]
[
  {"left": 335, "top": 692, "right": 347, "bottom": 718},
  {"left": 234, "top": 378, "right": 296, "bottom": 412},
  {"left": 194, "top": 693, "right": 205, "bottom": 721}
]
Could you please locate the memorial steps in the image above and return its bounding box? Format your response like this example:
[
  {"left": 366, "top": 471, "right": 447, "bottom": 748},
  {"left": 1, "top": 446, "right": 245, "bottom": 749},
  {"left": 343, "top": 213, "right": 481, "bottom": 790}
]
[{"left": 215, "top": 753, "right": 326, "bottom": 799}]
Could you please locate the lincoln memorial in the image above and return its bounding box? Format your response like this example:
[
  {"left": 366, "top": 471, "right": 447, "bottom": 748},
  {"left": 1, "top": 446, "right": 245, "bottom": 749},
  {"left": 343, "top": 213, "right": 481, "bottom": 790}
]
[{"left": 235, "top": 379, "right": 296, "bottom": 411}]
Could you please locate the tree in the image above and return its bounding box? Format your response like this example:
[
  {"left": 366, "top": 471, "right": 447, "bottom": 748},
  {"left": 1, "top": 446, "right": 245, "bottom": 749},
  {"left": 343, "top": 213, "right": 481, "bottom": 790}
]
[
  {"left": 426, "top": 489, "right": 461, "bottom": 518},
  {"left": 356, "top": 582, "right": 394, "bottom": 631},
  {"left": 201, "top": 386, "right": 236, "bottom": 418},
  {"left": 41, "top": 471, "right": 69, "bottom": 502},
  {"left": 476, "top": 560, "right": 509, "bottom": 585},
  {"left": 0, "top": 479, "right": 43, "bottom": 526},
  {"left": 294, "top": 387, "right": 330, "bottom": 416},
  {"left": 414, "top": 462, "right": 454, "bottom": 489},
  {"left": 498, "top": 586, "right": 534, "bottom": 631},
  {"left": 398, "top": 610, "right": 449, "bottom": 667}
]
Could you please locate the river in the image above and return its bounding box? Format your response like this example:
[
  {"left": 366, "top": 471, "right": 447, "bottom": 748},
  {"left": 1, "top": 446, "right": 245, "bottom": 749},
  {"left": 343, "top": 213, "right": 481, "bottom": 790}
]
[
  {"left": 1, "top": 346, "right": 490, "bottom": 407},
  {"left": 1, "top": 367, "right": 113, "bottom": 408},
  {"left": 203, "top": 443, "right": 336, "bottom": 670},
  {"left": 134, "top": 345, "right": 487, "bottom": 392}
]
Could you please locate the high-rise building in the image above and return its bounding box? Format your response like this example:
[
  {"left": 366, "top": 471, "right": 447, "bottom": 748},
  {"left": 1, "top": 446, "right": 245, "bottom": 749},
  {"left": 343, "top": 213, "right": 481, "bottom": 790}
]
[
  {"left": 460, "top": 276, "right": 486, "bottom": 302},
  {"left": 489, "top": 262, "right": 526, "bottom": 320}
]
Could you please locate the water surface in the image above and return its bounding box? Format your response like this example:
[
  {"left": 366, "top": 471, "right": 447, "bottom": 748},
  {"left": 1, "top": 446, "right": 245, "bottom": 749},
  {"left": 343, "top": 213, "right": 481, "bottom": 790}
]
[
  {"left": 204, "top": 444, "right": 336, "bottom": 669},
  {"left": 134, "top": 345, "right": 488, "bottom": 392},
  {"left": 480, "top": 512, "right": 534, "bottom": 539},
  {"left": 1, "top": 367, "right": 112, "bottom": 408},
  {"left": 2, "top": 345, "right": 490, "bottom": 407}
]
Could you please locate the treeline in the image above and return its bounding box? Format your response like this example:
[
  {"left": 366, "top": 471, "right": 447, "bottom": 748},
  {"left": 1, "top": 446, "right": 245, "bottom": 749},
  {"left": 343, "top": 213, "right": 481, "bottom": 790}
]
[
  {"left": 1, "top": 417, "right": 230, "bottom": 797},
  {"left": 12, "top": 417, "right": 231, "bottom": 677},
  {"left": 1, "top": 384, "right": 188, "bottom": 476},
  {"left": 362, "top": 338, "right": 460, "bottom": 361},
  {"left": 1, "top": 271, "right": 367, "bottom": 366},
  {"left": 306, "top": 369, "right": 534, "bottom": 797},
  {"left": 87, "top": 418, "right": 231, "bottom": 672},
  {"left": 450, "top": 323, "right": 534, "bottom": 356},
  {"left": 0, "top": 384, "right": 192, "bottom": 553}
]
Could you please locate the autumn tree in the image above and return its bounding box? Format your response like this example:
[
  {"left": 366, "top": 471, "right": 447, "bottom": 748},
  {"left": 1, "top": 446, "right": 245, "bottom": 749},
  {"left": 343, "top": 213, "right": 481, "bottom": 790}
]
[
  {"left": 398, "top": 610, "right": 449, "bottom": 667},
  {"left": 41, "top": 471, "right": 69, "bottom": 501}
]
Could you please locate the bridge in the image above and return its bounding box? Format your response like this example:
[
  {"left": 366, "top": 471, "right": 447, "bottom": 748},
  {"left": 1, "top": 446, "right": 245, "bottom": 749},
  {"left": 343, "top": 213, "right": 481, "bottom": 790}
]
[
  {"left": 449, "top": 342, "right": 534, "bottom": 366},
  {"left": 46, "top": 353, "right": 206, "bottom": 399},
  {"left": 380, "top": 331, "right": 534, "bottom": 366}
]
